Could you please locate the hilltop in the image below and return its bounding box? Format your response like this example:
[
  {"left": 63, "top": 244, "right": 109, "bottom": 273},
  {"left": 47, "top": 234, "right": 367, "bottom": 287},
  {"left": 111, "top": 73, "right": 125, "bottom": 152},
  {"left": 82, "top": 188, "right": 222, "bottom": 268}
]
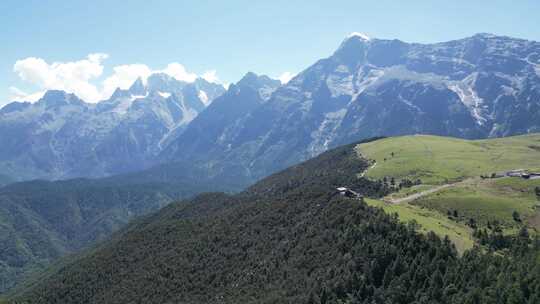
[{"left": 358, "top": 134, "right": 540, "bottom": 184}]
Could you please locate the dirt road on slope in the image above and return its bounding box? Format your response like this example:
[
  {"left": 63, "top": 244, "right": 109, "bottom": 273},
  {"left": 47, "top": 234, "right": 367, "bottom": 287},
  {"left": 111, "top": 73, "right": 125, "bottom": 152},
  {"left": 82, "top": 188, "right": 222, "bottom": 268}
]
[
  {"left": 359, "top": 162, "right": 377, "bottom": 178},
  {"left": 385, "top": 183, "right": 457, "bottom": 204}
]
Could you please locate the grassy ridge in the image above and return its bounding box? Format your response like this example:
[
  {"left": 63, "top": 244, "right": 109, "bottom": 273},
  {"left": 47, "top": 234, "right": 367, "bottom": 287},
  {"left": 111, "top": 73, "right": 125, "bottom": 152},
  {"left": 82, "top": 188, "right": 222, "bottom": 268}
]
[
  {"left": 357, "top": 134, "right": 540, "bottom": 184},
  {"left": 356, "top": 134, "right": 540, "bottom": 243},
  {"left": 413, "top": 177, "right": 540, "bottom": 229}
]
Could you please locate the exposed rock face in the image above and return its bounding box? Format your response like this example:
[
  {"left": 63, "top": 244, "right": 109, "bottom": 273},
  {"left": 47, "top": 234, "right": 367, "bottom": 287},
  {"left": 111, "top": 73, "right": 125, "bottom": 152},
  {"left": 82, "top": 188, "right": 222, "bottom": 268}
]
[
  {"left": 162, "top": 33, "right": 540, "bottom": 183},
  {"left": 2, "top": 33, "right": 539, "bottom": 184},
  {"left": 0, "top": 75, "right": 225, "bottom": 180}
]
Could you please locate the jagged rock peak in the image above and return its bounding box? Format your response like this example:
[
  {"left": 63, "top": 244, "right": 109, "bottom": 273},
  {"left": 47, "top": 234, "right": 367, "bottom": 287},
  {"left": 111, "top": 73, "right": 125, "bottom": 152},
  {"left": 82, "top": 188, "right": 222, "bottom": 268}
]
[
  {"left": 38, "top": 90, "right": 85, "bottom": 108},
  {"left": 237, "top": 72, "right": 280, "bottom": 89},
  {"left": 129, "top": 77, "right": 146, "bottom": 95}
]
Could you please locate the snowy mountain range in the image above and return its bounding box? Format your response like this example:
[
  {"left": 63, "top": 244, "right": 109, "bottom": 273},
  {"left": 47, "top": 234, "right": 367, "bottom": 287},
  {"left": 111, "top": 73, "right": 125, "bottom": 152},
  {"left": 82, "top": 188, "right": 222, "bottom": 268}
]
[
  {"left": 1, "top": 33, "right": 540, "bottom": 183},
  {"left": 0, "top": 74, "right": 224, "bottom": 180}
]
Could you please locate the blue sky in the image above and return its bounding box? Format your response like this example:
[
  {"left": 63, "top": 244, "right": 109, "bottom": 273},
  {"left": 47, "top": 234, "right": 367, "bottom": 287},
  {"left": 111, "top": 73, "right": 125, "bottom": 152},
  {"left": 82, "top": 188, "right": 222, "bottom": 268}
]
[{"left": 2, "top": 0, "right": 540, "bottom": 105}]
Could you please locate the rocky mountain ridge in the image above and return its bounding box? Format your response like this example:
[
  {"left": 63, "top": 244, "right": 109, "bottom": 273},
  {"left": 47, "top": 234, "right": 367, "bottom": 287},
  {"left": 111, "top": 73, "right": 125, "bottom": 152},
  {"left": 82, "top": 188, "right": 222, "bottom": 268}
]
[
  {"left": 2, "top": 33, "right": 539, "bottom": 184},
  {"left": 162, "top": 33, "right": 540, "bottom": 184},
  {"left": 0, "top": 74, "right": 225, "bottom": 181}
]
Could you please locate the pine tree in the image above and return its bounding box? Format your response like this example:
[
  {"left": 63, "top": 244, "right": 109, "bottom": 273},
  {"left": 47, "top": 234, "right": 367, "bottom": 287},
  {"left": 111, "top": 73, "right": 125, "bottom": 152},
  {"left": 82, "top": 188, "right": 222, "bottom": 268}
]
[{"left": 512, "top": 210, "right": 521, "bottom": 222}]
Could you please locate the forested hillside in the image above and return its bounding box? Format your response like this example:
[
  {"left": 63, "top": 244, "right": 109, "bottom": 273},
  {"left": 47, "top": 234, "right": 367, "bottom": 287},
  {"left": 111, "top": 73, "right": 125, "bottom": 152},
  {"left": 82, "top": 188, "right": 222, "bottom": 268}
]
[
  {"left": 9, "top": 140, "right": 540, "bottom": 304},
  {"left": 0, "top": 162, "right": 242, "bottom": 294}
]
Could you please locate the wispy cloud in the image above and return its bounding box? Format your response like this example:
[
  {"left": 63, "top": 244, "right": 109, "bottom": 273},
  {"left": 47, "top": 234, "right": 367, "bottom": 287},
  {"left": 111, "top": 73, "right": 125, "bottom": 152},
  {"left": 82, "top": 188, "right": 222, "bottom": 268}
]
[{"left": 201, "top": 70, "right": 219, "bottom": 83}]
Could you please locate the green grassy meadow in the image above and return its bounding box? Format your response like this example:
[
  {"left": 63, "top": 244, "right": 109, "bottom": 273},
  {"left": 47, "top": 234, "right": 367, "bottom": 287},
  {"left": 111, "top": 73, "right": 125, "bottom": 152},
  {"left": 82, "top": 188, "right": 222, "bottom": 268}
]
[
  {"left": 357, "top": 134, "right": 540, "bottom": 184},
  {"left": 365, "top": 198, "right": 474, "bottom": 253},
  {"left": 357, "top": 134, "right": 540, "bottom": 245},
  {"left": 413, "top": 178, "right": 540, "bottom": 228}
]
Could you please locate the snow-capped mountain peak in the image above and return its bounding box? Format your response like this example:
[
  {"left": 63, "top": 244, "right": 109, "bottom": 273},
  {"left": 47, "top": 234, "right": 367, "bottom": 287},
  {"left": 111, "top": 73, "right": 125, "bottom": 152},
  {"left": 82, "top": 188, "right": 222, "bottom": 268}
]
[
  {"left": 162, "top": 33, "right": 540, "bottom": 187},
  {"left": 347, "top": 32, "right": 371, "bottom": 41},
  {"left": 0, "top": 72, "right": 226, "bottom": 181}
]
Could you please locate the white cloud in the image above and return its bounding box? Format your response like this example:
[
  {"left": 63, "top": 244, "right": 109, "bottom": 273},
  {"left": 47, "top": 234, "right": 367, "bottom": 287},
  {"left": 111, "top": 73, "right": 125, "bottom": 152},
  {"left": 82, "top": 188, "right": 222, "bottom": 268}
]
[
  {"left": 160, "top": 63, "right": 198, "bottom": 83},
  {"left": 278, "top": 72, "right": 295, "bottom": 84},
  {"left": 13, "top": 57, "right": 52, "bottom": 86},
  {"left": 10, "top": 54, "right": 221, "bottom": 103},
  {"left": 12, "top": 53, "right": 108, "bottom": 102},
  {"left": 201, "top": 70, "right": 219, "bottom": 83}
]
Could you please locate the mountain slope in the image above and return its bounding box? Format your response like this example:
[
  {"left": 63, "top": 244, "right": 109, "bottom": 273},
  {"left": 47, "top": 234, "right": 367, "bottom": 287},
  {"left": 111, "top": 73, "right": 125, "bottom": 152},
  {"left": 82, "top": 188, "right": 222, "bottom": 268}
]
[
  {"left": 0, "top": 159, "right": 240, "bottom": 294},
  {"left": 162, "top": 72, "right": 281, "bottom": 183},
  {"left": 163, "top": 33, "right": 540, "bottom": 185},
  {"left": 0, "top": 175, "right": 13, "bottom": 187},
  {"left": 0, "top": 75, "right": 225, "bottom": 181},
  {"left": 10, "top": 140, "right": 540, "bottom": 304},
  {"left": 3, "top": 33, "right": 538, "bottom": 187}
]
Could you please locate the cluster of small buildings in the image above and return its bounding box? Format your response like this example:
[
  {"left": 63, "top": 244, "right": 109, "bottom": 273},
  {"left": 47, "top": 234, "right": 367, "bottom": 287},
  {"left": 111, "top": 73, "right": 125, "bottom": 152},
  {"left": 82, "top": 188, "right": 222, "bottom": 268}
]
[{"left": 505, "top": 169, "right": 540, "bottom": 180}]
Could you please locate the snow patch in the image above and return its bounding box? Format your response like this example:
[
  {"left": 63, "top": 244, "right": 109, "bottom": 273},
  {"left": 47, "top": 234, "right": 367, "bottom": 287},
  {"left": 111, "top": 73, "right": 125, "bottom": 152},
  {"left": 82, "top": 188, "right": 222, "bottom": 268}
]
[
  {"left": 309, "top": 109, "right": 348, "bottom": 156},
  {"left": 327, "top": 72, "right": 354, "bottom": 97},
  {"left": 398, "top": 93, "right": 421, "bottom": 112},
  {"left": 180, "top": 107, "right": 198, "bottom": 125},
  {"left": 130, "top": 93, "right": 148, "bottom": 101},
  {"left": 156, "top": 100, "right": 198, "bottom": 150},
  {"left": 348, "top": 32, "right": 371, "bottom": 41},
  {"left": 448, "top": 75, "right": 487, "bottom": 125},
  {"left": 111, "top": 92, "right": 149, "bottom": 115},
  {"left": 350, "top": 69, "right": 385, "bottom": 102},
  {"left": 158, "top": 91, "right": 171, "bottom": 98},
  {"left": 112, "top": 98, "right": 134, "bottom": 115},
  {"left": 198, "top": 90, "right": 210, "bottom": 106},
  {"left": 525, "top": 55, "right": 540, "bottom": 77},
  {"left": 376, "top": 66, "right": 447, "bottom": 86}
]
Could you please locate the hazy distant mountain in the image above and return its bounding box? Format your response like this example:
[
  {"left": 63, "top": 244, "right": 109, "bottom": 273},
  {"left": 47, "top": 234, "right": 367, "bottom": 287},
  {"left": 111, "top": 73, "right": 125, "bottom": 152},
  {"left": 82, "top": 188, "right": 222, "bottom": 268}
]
[
  {"left": 0, "top": 75, "right": 225, "bottom": 181},
  {"left": 162, "top": 33, "right": 540, "bottom": 184},
  {"left": 0, "top": 174, "right": 13, "bottom": 187},
  {"left": 161, "top": 72, "right": 281, "bottom": 183}
]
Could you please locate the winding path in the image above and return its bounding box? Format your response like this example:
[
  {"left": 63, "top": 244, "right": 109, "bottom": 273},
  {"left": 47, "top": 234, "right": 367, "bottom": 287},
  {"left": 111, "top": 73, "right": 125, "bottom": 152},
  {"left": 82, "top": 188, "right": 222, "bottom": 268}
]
[
  {"left": 360, "top": 160, "right": 461, "bottom": 204},
  {"left": 360, "top": 162, "right": 377, "bottom": 178},
  {"left": 385, "top": 183, "right": 457, "bottom": 204}
]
